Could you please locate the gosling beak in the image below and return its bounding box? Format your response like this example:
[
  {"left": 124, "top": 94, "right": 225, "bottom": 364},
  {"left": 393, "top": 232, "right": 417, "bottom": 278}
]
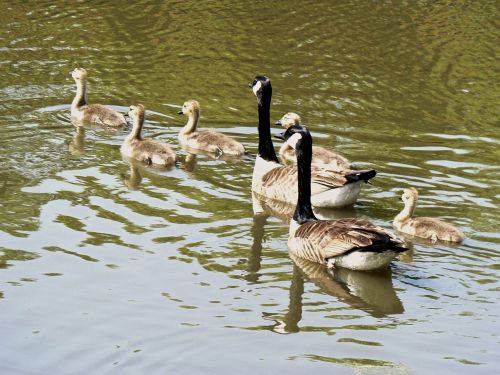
[
  {"left": 275, "top": 120, "right": 282, "bottom": 126},
  {"left": 177, "top": 110, "right": 183, "bottom": 115},
  {"left": 275, "top": 132, "right": 286, "bottom": 141}
]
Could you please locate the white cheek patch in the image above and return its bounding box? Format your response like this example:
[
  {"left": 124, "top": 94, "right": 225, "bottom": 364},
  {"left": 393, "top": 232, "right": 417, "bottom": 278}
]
[
  {"left": 252, "top": 80, "right": 262, "bottom": 96},
  {"left": 287, "top": 133, "right": 303, "bottom": 150}
]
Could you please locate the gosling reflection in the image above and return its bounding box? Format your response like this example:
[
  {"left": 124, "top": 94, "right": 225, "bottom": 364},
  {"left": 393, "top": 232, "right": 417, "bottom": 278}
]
[
  {"left": 182, "top": 152, "right": 198, "bottom": 173},
  {"left": 121, "top": 157, "right": 174, "bottom": 190},
  {"left": 68, "top": 125, "right": 85, "bottom": 156}
]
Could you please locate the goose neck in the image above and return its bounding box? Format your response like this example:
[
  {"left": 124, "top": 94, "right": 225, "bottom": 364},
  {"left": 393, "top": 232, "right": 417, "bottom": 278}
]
[
  {"left": 72, "top": 80, "right": 87, "bottom": 109},
  {"left": 257, "top": 97, "right": 279, "bottom": 163},
  {"left": 394, "top": 199, "right": 416, "bottom": 224},
  {"left": 293, "top": 136, "right": 318, "bottom": 224},
  {"left": 126, "top": 114, "right": 143, "bottom": 142},
  {"left": 180, "top": 109, "right": 200, "bottom": 135}
]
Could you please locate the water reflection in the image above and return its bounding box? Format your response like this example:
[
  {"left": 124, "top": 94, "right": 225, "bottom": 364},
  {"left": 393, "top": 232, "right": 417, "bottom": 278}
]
[
  {"left": 121, "top": 157, "right": 175, "bottom": 190},
  {"left": 68, "top": 125, "right": 85, "bottom": 156},
  {"left": 246, "top": 204, "right": 404, "bottom": 334},
  {"left": 252, "top": 192, "right": 357, "bottom": 222}
]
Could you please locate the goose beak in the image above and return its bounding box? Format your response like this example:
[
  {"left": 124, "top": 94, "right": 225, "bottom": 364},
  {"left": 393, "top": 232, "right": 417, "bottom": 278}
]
[
  {"left": 177, "top": 110, "right": 183, "bottom": 115},
  {"left": 275, "top": 132, "right": 286, "bottom": 140},
  {"left": 248, "top": 83, "right": 253, "bottom": 88},
  {"left": 275, "top": 120, "right": 282, "bottom": 126}
]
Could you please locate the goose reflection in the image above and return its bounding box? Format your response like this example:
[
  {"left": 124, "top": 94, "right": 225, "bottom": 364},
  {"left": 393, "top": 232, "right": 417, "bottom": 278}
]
[
  {"left": 68, "top": 125, "right": 85, "bottom": 156},
  {"left": 247, "top": 196, "right": 404, "bottom": 333},
  {"left": 252, "top": 192, "right": 356, "bottom": 222}
]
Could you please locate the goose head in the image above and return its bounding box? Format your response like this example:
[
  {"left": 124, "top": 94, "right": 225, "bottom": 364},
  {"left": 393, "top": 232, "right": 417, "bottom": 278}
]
[
  {"left": 178, "top": 99, "right": 200, "bottom": 116},
  {"left": 276, "top": 112, "right": 301, "bottom": 128},
  {"left": 401, "top": 187, "right": 419, "bottom": 205},
  {"left": 250, "top": 75, "right": 272, "bottom": 106},
  {"left": 71, "top": 67, "right": 88, "bottom": 81},
  {"left": 128, "top": 103, "right": 145, "bottom": 124}
]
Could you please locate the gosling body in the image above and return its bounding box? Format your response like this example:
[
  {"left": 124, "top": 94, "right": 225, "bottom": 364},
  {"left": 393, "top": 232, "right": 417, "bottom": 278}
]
[
  {"left": 178, "top": 100, "right": 245, "bottom": 156},
  {"left": 70, "top": 68, "right": 127, "bottom": 127},
  {"left": 276, "top": 112, "right": 351, "bottom": 171},
  {"left": 282, "top": 125, "right": 406, "bottom": 271},
  {"left": 393, "top": 188, "right": 464, "bottom": 243},
  {"left": 121, "top": 104, "right": 176, "bottom": 166}
]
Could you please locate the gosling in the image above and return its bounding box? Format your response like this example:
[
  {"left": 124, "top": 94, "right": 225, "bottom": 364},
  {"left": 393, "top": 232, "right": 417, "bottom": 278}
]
[
  {"left": 276, "top": 112, "right": 350, "bottom": 171},
  {"left": 178, "top": 100, "right": 245, "bottom": 157},
  {"left": 70, "top": 68, "right": 127, "bottom": 127},
  {"left": 121, "top": 104, "right": 176, "bottom": 166},
  {"left": 393, "top": 187, "right": 464, "bottom": 243}
]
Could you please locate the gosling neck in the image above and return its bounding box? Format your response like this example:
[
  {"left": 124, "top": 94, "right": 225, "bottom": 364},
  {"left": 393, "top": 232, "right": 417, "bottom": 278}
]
[
  {"left": 180, "top": 109, "right": 200, "bottom": 135},
  {"left": 126, "top": 113, "right": 144, "bottom": 142},
  {"left": 72, "top": 79, "right": 88, "bottom": 109},
  {"left": 257, "top": 89, "right": 279, "bottom": 163},
  {"left": 293, "top": 134, "right": 318, "bottom": 225},
  {"left": 394, "top": 198, "right": 417, "bottom": 224}
]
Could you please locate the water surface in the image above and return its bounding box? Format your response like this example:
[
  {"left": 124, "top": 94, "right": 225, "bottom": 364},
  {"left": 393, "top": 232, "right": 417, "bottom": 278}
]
[{"left": 1, "top": 1, "right": 499, "bottom": 374}]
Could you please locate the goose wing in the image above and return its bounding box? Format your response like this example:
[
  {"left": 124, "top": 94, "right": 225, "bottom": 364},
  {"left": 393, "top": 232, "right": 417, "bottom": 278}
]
[{"left": 293, "top": 218, "right": 405, "bottom": 261}]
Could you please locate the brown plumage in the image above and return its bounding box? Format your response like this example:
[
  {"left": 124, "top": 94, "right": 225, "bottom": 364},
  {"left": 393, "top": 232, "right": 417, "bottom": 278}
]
[
  {"left": 121, "top": 104, "right": 176, "bottom": 166},
  {"left": 70, "top": 68, "right": 127, "bottom": 127},
  {"left": 178, "top": 100, "right": 245, "bottom": 156},
  {"left": 253, "top": 160, "right": 376, "bottom": 207},
  {"left": 290, "top": 218, "right": 405, "bottom": 265},
  {"left": 276, "top": 112, "right": 351, "bottom": 170},
  {"left": 393, "top": 187, "right": 464, "bottom": 243}
]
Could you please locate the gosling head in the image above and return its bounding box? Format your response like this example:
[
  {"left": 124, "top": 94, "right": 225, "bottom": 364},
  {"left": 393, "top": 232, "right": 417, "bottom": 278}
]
[
  {"left": 249, "top": 75, "right": 272, "bottom": 105},
  {"left": 71, "top": 68, "right": 88, "bottom": 81},
  {"left": 401, "top": 187, "right": 419, "bottom": 205},
  {"left": 276, "top": 112, "right": 301, "bottom": 129},
  {"left": 178, "top": 100, "right": 200, "bottom": 116},
  {"left": 128, "top": 104, "right": 145, "bottom": 124}
]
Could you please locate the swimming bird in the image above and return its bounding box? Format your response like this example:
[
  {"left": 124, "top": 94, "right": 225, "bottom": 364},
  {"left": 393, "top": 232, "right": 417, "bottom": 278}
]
[
  {"left": 70, "top": 68, "right": 127, "bottom": 127},
  {"left": 177, "top": 100, "right": 245, "bottom": 157},
  {"left": 393, "top": 187, "right": 465, "bottom": 243},
  {"left": 250, "top": 75, "right": 375, "bottom": 208},
  {"left": 276, "top": 112, "right": 351, "bottom": 171},
  {"left": 121, "top": 104, "right": 176, "bottom": 166},
  {"left": 280, "top": 125, "right": 406, "bottom": 271}
]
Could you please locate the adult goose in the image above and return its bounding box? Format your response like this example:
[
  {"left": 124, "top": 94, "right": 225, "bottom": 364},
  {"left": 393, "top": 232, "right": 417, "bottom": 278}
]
[
  {"left": 70, "top": 68, "right": 127, "bottom": 127},
  {"left": 178, "top": 99, "right": 245, "bottom": 157},
  {"left": 276, "top": 112, "right": 351, "bottom": 171},
  {"left": 393, "top": 188, "right": 464, "bottom": 243},
  {"left": 278, "top": 125, "right": 406, "bottom": 271},
  {"left": 121, "top": 104, "right": 176, "bottom": 166},
  {"left": 250, "top": 75, "right": 375, "bottom": 208}
]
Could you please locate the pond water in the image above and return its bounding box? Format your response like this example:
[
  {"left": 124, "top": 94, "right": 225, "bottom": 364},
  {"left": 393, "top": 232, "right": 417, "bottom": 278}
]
[{"left": 1, "top": 1, "right": 499, "bottom": 374}]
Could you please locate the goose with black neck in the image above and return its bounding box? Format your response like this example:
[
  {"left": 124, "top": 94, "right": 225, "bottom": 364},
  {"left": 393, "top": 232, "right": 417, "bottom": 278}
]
[
  {"left": 277, "top": 125, "right": 406, "bottom": 271},
  {"left": 250, "top": 75, "right": 376, "bottom": 208}
]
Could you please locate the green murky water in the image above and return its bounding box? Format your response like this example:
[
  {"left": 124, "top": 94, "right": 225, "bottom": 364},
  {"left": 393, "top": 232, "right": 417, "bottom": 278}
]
[{"left": 1, "top": 1, "right": 499, "bottom": 374}]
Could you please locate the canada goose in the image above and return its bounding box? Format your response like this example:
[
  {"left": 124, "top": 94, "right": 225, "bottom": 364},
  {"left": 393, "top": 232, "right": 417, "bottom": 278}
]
[
  {"left": 70, "top": 68, "right": 127, "bottom": 127},
  {"left": 177, "top": 100, "right": 245, "bottom": 157},
  {"left": 281, "top": 125, "right": 406, "bottom": 271},
  {"left": 393, "top": 188, "right": 465, "bottom": 243},
  {"left": 250, "top": 75, "right": 376, "bottom": 208},
  {"left": 121, "top": 104, "right": 176, "bottom": 166},
  {"left": 276, "top": 112, "right": 351, "bottom": 171}
]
